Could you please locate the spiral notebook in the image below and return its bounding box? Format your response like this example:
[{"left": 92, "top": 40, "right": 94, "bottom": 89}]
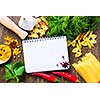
[{"left": 22, "top": 36, "right": 69, "bottom": 73}]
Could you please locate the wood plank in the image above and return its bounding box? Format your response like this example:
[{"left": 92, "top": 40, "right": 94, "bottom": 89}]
[{"left": 0, "top": 16, "right": 100, "bottom": 83}]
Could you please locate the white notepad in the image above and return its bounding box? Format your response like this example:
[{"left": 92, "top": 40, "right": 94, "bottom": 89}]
[{"left": 22, "top": 36, "right": 69, "bottom": 73}]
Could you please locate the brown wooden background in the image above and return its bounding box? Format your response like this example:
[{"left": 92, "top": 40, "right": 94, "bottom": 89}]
[{"left": 0, "top": 16, "right": 100, "bottom": 83}]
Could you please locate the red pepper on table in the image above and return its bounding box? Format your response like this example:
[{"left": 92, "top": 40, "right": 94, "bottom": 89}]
[
  {"left": 98, "top": 81, "right": 100, "bottom": 83},
  {"left": 52, "top": 72, "right": 80, "bottom": 83},
  {"left": 32, "top": 72, "right": 60, "bottom": 83}
]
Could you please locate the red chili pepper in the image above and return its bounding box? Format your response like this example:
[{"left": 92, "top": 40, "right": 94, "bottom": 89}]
[
  {"left": 32, "top": 72, "right": 60, "bottom": 83},
  {"left": 98, "top": 81, "right": 100, "bottom": 83},
  {"left": 52, "top": 72, "right": 80, "bottom": 83}
]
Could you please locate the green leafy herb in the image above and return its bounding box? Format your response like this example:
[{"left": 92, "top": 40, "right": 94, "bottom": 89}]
[
  {"left": 4, "top": 61, "right": 25, "bottom": 83},
  {"left": 4, "top": 68, "right": 15, "bottom": 81},
  {"left": 14, "top": 66, "right": 24, "bottom": 76},
  {"left": 45, "top": 16, "right": 100, "bottom": 40}
]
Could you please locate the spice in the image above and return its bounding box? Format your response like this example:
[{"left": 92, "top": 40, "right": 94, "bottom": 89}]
[
  {"left": 13, "top": 55, "right": 16, "bottom": 59},
  {"left": 32, "top": 72, "right": 60, "bottom": 83},
  {"left": 4, "top": 35, "right": 21, "bottom": 56},
  {"left": 4, "top": 36, "right": 18, "bottom": 47},
  {"left": 56, "top": 56, "right": 69, "bottom": 68},
  {"left": 9, "top": 40, "right": 18, "bottom": 49},
  {"left": 18, "top": 55, "right": 21, "bottom": 58},
  {"left": 60, "top": 61, "right": 69, "bottom": 68},
  {"left": 52, "top": 72, "right": 80, "bottom": 83}
]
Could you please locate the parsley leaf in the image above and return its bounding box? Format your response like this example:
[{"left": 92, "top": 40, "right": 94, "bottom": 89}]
[{"left": 45, "top": 16, "right": 100, "bottom": 40}]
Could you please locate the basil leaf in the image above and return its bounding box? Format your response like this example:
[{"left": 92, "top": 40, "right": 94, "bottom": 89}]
[
  {"left": 14, "top": 66, "right": 25, "bottom": 76},
  {"left": 12, "top": 61, "right": 24, "bottom": 69},
  {"left": 5, "top": 63, "right": 12, "bottom": 70},
  {"left": 4, "top": 61, "right": 25, "bottom": 82},
  {"left": 4, "top": 68, "right": 15, "bottom": 81}
]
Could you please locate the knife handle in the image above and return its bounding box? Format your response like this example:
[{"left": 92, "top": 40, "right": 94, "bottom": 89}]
[{"left": 0, "top": 16, "right": 28, "bottom": 40}]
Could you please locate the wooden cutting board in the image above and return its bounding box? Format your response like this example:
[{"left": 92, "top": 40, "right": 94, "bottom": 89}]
[{"left": 0, "top": 16, "right": 100, "bottom": 83}]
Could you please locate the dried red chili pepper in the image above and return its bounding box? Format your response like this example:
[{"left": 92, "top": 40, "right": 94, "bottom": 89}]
[
  {"left": 52, "top": 72, "right": 80, "bottom": 83},
  {"left": 32, "top": 72, "right": 60, "bottom": 83}
]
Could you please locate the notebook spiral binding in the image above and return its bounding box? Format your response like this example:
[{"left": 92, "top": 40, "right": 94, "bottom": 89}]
[{"left": 23, "top": 36, "right": 65, "bottom": 43}]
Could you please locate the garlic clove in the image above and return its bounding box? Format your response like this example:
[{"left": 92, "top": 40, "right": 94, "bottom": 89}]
[{"left": 18, "top": 16, "right": 36, "bottom": 31}]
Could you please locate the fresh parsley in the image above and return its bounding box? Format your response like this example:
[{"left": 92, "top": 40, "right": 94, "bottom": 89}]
[{"left": 45, "top": 16, "right": 100, "bottom": 40}]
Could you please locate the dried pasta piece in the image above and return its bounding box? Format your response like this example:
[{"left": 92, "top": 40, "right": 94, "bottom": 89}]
[
  {"left": 13, "top": 48, "right": 21, "bottom": 56},
  {"left": 75, "top": 52, "right": 82, "bottom": 58},
  {"left": 28, "top": 17, "right": 48, "bottom": 38},
  {"left": 4, "top": 36, "right": 13, "bottom": 42},
  {"left": 68, "top": 31, "right": 97, "bottom": 57},
  {"left": 28, "top": 32, "right": 39, "bottom": 38},
  {"left": 71, "top": 40, "right": 76, "bottom": 47},
  {"left": 72, "top": 44, "right": 82, "bottom": 57},
  {"left": 67, "top": 40, "right": 72, "bottom": 46}
]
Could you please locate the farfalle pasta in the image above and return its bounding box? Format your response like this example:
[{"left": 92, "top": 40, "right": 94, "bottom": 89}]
[{"left": 68, "top": 31, "right": 97, "bottom": 57}]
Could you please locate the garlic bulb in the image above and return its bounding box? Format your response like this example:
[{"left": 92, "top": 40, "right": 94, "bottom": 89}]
[{"left": 18, "top": 16, "right": 36, "bottom": 31}]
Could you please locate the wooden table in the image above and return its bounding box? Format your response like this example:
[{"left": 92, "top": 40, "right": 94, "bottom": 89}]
[{"left": 0, "top": 16, "right": 100, "bottom": 83}]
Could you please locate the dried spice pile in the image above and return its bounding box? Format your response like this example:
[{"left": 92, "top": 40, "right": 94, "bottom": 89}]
[{"left": 4, "top": 35, "right": 21, "bottom": 58}]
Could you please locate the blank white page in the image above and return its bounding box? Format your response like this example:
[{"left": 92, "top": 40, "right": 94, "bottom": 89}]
[{"left": 22, "top": 36, "right": 69, "bottom": 73}]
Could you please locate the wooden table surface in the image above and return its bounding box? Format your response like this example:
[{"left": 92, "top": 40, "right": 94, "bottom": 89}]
[{"left": 0, "top": 16, "right": 100, "bottom": 83}]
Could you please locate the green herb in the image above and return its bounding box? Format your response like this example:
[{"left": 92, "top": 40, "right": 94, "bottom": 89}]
[
  {"left": 45, "top": 16, "right": 100, "bottom": 40},
  {"left": 4, "top": 61, "right": 25, "bottom": 83}
]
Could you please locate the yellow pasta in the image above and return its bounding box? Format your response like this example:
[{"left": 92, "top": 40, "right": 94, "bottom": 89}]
[
  {"left": 4, "top": 35, "right": 21, "bottom": 56},
  {"left": 72, "top": 52, "right": 100, "bottom": 83},
  {"left": 0, "top": 45, "right": 11, "bottom": 61},
  {"left": 13, "top": 48, "right": 21, "bottom": 56},
  {"left": 68, "top": 31, "right": 97, "bottom": 58}
]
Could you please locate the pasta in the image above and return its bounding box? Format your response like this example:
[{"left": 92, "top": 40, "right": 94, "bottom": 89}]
[{"left": 0, "top": 45, "right": 11, "bottom": 61}]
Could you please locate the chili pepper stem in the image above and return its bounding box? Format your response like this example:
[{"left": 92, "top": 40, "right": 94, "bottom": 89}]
[
  {"left": 76, "top": 79, "right": 81, "bottom": 83},
  {"left": 98, "top": 81, "right": 100, "bottom": 83},
  {"left": 54, "top": 79, "right": 60, "bottom": 83}
]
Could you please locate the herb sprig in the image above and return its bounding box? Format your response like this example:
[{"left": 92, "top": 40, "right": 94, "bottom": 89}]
[{"left": 4, "top": 61, "right": 25, "bottom": 83}]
